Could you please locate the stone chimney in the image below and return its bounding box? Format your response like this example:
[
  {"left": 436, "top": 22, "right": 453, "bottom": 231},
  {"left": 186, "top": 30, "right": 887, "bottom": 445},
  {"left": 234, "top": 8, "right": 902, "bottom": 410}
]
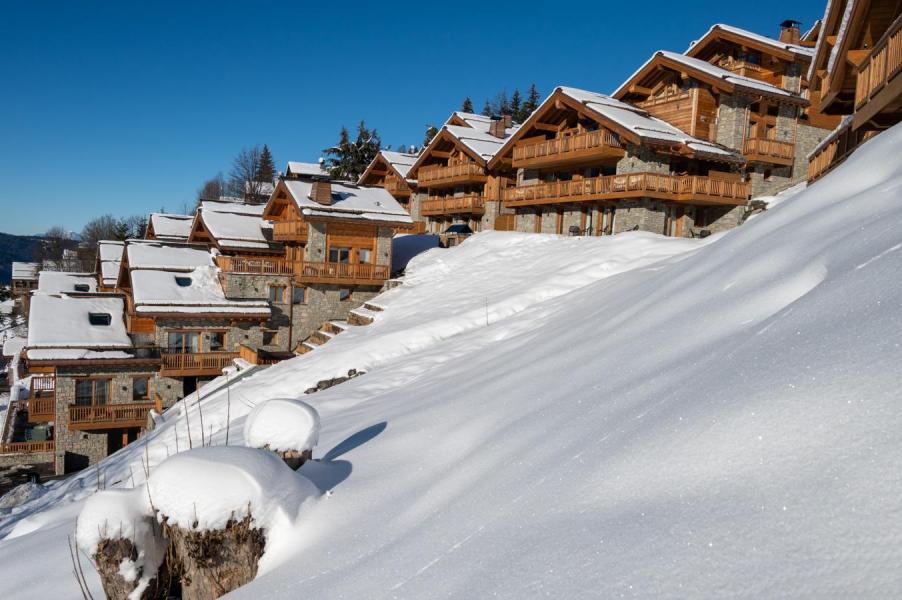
[
  {"left": 489, "top": 116, "right": 508, "bottom": 139},
  {"left": 309, "top": 180, "right": 332, "bottom": 205},
  {"left": 779, "top": 20, "right": 801, "bottom": 45}
]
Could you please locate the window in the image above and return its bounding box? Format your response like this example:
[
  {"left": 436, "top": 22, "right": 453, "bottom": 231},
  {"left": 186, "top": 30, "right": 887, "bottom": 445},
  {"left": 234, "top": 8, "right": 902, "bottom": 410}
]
[
  {"left": 167, "top": 331, "right": 200, "bottom": 353},
  {"left": 269, "top": 285, "right": 287, "bottom": 303},
  {"left": 339, "top": 288, "right": 352, "bottom": 301},
  {"left": 74, "top": 284, "right": 89, "bottom": 292},
  {"left": 133, "top": 377, "right": 150, "bottom": 401},
  {"left": 358, "top": 248, "right": 372, "bottom": 264},
  {"left": 209, "top": 331, "right": 226, "bottom": 351},
  {"left": 88, "top": 313, "right": 112, "bottom": 326},
  {"left": 262, "top": 330, "right": 278, "bottom": 346},
  {"left": 175, "top": 276, "right": 192, "bottom": 287},
  {"left": 75, "top": 378, "right": 110, "bottom": 406},
  {"left": 292, "top": 286, "right": 307, "bottom": 304},
  {"left": 328, "top": 247, "right": 351, "bottom": 263}
]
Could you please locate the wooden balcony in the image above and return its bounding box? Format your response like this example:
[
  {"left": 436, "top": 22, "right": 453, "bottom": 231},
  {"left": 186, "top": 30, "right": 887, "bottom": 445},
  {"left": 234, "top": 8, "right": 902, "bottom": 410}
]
[
  {"left": 417, "top": 162, "right": 487, "bottom": 188},
  {"left": 421, "top": 194, "right": 486, "bottom": 216},
  {"left": 160, "top": 351, "right": 239, "bottom": 377},
  {"left": 0, "top": 441, "right": 54, "bottom": 455},
  {"left": 743, "top": 138, "right": 795, "bottom": 166},
  {"left": 384, "top": 178, "right": 412, "bottom": 197},
  {"left": 807, "top": 119, "right": 880, "bottom": 183},
  {"left": 513, "top": 129, "right": 624, "bottom": 169},
  {"left": 216, "top": 255, "right": 295, "bottom": 275},
  {"left": 503, "top": 172, "right": 751, "bottom": 208},
  {"left": 28, "top": 397, "right": 55, "bottom": 423},
  {"left": 273, "top": 220, "right": 308, "bottom": 242},
  {"left": 294, "top": 261, "right": 390, "bottom": 286},
  {"left": 68, "top": 403, "right": 155, "bottom": 431},
  {"left": 854, "top": 14, "right": 902, "bottom": 128}
]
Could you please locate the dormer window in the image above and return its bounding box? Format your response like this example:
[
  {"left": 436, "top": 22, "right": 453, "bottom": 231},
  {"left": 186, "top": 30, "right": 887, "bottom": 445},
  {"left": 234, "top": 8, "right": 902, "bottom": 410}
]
[
  {"left": 88, "top": 313, "right": 112, "bottom": 326},
  {"left": 74, "top": 284, "right": 90, "bottom": 292},
  {"left": 175, "top": 276, "right": 192, "bottom": 287}
]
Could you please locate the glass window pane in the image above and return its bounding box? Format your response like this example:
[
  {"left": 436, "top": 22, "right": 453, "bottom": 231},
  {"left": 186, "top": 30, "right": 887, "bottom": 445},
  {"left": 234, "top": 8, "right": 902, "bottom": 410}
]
[
  {"left": 94, "top": 380, "right": 109, "bottom": 405},
  {"left": 210, "top": 332, "right": 225, "bottom": 351},
  {"left": 133, "top": 378, "right": 148, "bottom": 401},
  {"left": 168, "top": 332, "right": 183, "bottom": 352},
  {"left": 185, "top": 333, "right": 199, "bottom": 353},
  {"left": 358, "top": 249, "right": 371, "bottom": 264},
  {"left": 75, "top": 380, "right": 93, "bottom": 406},
  {"left": 292, "top": 287, "right": 306, "bottom": 304}
]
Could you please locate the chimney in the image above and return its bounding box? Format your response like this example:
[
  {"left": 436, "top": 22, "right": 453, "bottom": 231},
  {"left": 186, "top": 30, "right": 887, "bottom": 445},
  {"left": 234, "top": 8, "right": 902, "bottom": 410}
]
[
  {"left": 309, "top": 180, "right": 332, "bottom": 205},
  {"left": 489, "top": 116, "right": 506, "bottom": 139},
  {"left": 779, "top": 20, "right": 801, "bottom": 45}
]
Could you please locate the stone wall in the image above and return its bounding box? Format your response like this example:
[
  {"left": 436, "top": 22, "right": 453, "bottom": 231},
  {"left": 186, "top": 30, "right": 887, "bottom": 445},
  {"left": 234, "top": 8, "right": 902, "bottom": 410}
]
[
  {"left": 376, "top": 227, "right": 393, "bottom": 267},
  {"left": 611, "top": 199, "right": 667, "bottom": 234},
  {"left": 792, "top": 122, "right": 831, "bottom": 185},
  {"left": 616, "top": 145, "right": 671, "bottom": 174},
  {"left": 291, "top": 285, "right": 381, "bottom": 347},
  {"left": 713, "top": 94, "right": 751, "bottom": 151},
  {"left": 515, "top": 210, "right": 536, "bottom": 232},
  {"left": 307, "top": 222, "right": 327, "bottom": 262}
]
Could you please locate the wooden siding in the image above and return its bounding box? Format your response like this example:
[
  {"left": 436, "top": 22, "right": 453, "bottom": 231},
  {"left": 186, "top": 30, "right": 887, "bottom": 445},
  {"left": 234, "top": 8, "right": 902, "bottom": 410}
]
[
  {"left": 637, "top": 88, "right": 717, "bottom": 140},
  {"left": 503, "top": 173, "right": 751, "bottom": 207},
  {"left": 273, "top": 219, "right": 309, "bottom": 242},
  {"left": 294, "top": 262, "right": 390, "bottom": 285}
]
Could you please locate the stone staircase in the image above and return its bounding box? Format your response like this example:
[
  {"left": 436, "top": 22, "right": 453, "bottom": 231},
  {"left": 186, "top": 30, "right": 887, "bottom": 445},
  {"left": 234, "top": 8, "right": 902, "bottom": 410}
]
[
  {"left": 347, "top": 301, "right": 385, "bottom": 326},
  {"left": 296, "top": 302, "right": 387, "bottom": 355}
]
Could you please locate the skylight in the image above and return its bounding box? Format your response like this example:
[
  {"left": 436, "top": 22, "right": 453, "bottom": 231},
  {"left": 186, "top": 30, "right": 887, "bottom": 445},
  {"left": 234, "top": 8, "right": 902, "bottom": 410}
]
[
  {"left": 175, "top": 276, "right": 192, "bottom": 287},
  {"left": 73, "top": 284, "right": 90, "bottom": 292},
  {"left": 88, "top": 313, "right": 112, "bottom": 326}
]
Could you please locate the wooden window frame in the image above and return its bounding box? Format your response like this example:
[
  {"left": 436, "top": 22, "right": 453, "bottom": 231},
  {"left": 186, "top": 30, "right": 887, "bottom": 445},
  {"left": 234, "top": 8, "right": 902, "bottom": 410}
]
[
  {"left": 132, "top": 376, "right": 151, "bottom": 402},
  {"left": 166, "top": 330, "right": 202, "bottom": 353},
  {"left": 292, "top": 286, "right": 307, "bottom": 304},
  {"left": 268, "top": 284, "right": 288, "bottom": 304},
  {"left": 208, "top": 330, "right": 228, "bottom": 352},
  {"left": 74, "top": 377, "right": 111, "bottom": 406}
]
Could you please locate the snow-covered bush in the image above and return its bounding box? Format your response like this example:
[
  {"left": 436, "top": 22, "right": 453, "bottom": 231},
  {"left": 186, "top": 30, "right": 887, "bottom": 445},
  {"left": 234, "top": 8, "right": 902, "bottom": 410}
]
[{"left": 243, "top": 398, "right": 320, "bottom": 469}]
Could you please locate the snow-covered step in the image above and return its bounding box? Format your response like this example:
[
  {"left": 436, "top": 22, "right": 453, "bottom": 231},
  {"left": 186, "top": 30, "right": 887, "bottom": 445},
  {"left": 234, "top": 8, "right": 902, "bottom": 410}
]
[
  {"left": 323, "top": 321, "right": 348, "bottom": 335},
  {"left": 362, "top": 302, "right": 385, "bottom": 312},
  {"left": 296, "top": 342, "right": 317, "bottom": 355},
  {"left": 308, "top": 330, "right": 332, "bottom": 346},
  {"left": 348, "top": 309, "right": 376, "bottom": 326}
]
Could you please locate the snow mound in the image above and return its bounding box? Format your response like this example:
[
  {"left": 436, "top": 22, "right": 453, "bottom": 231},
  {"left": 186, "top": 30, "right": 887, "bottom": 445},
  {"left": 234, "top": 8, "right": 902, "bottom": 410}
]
[
  {"left": 243, "top": 399, "right": 320, "bottom": 454},
  {"left": 0, "top": 481, "right": 45, "bottom": 510},
  {"left": 146, "top": 446, "right": 318, "bottom": 532}
]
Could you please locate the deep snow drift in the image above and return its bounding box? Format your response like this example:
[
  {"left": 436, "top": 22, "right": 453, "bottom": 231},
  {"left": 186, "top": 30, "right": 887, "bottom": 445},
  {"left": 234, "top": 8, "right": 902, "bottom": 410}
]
[{"left": 2, "top": 124, "right": 902, "bottom": 598}]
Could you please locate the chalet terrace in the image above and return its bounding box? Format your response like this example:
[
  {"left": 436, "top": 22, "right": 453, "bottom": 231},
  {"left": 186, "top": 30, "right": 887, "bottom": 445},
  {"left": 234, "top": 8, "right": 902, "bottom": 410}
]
[{"left": 5, "top": 6, "right": 901, "bottom": 478}]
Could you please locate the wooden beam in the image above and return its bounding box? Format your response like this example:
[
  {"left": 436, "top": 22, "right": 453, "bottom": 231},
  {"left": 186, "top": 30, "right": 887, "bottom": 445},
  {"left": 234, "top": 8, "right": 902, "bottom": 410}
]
[
  {"left": 533, "top": 122, "right": 559, "bottom": 132},
  {"left": 430, "top": 151, "right": 452, "bottom": 158},
  {"left": 629, "top": 84, "right": 653, "bottom": 95}
]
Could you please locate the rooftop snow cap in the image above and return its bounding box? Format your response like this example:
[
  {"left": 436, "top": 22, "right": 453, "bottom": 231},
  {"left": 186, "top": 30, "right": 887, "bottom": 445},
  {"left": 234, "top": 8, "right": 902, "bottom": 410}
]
[{"left": 780, "top": 19, "right": 802, "bottom": 44}]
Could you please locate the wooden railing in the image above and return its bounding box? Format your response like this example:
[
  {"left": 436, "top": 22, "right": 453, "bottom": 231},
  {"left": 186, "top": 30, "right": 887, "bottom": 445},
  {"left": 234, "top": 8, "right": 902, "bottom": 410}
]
[
  {"left": 28, "top": 397, "right": 55, "bottom": 422},
  {"left": 216, "top": 255, "right": 295, "bottom": 275},
  {"left": 807, "top": 119, "right": 879, "bottom": 183},
  {"left": 295, "top": 261, "right": 390, "bottom": 285},
  {"left": 636, "top": 91, "right": 692, "bottom": 108},
  {"left": 0, "top": 441, "right": 54, "bottom": 455},
  {"left": 30, "top": 375, "right": 55, "bottom": 395},
  {"left": 743, "top": 138, "right": 795, "bottom": 163},
  {"left": 856, "top": 15, "right": 902, "bottom": 110},
  {"left": 384, "top": 178, "right": 412, "bottom": 196},
  {"left": 503, "top": 173, "right": 751, "bottom": 207},
  {"left": 421, "top": 194, "right": 485, "bottom": 216},
  {"left": 69, "top": 403, "right": 156, "bottom": 430},
  {"left": 417, "top": 162, "right": 487, "bottom": 187},
  {"left": 513, "top": 129, "right": 622, "bottom": 166},
  {"left": 160, "top": 351, "right": 238, "bottom": 376},
  {"left": 273, "top": 220, "right": 308, "bottom": 241}
]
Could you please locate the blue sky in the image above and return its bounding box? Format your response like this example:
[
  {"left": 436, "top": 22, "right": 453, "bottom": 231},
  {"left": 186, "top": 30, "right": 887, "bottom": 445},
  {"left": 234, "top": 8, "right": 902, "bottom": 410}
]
[{"left": 0, "top": 0, "right": 825, "bottom": 235}]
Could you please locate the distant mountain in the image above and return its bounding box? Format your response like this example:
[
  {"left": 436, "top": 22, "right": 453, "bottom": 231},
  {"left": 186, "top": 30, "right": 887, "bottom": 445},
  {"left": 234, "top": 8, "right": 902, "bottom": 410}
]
[{"left": 0, "top": 232, "right": 42, "bottom": 284}]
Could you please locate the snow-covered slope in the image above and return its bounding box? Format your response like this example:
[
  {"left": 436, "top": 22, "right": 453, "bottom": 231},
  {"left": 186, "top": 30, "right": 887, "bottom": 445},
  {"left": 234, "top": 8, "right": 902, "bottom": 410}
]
[{"left": 3, "top": 124, "right": 902, "bottom": 598}]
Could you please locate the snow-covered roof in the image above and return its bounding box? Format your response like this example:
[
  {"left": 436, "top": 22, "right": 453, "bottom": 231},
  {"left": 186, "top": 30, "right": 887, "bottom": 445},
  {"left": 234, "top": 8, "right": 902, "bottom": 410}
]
[
  {"left": 492, "top": 86, "right": 743, "bottom": 166},
  {"left": 37, "top": 271, "right": 98, "bottom": 294},
  {"left": 198, "top": 209, "right": 275, "bottom": 251},
  {"left": 27, "top": 294, "right": 132, "bottom": 350},
  {"left": 131, "top": 266, "right": 270, "bottom": 316},
  {"left": 281, "top": 179, "right": 412, "bottom": 224},
  {"left": 149, "top": 213, "right": 193, "bottom": 241},
  {"left": 286, "top": 161, "right": 329, "bottom": 178},
  {"left": 447, "top": 112, "right": 496, "bottom": 131},
  {"left": 198, "top": 200, "right": 266, "bottom": 216},
  {"left": 125, "top": 241, "right": 214, "bottom": 271},
  {"left": 97, "top": 240, "right": 124, "bottom": 286},
  {"left": 2, "top": 336, "right": 25, "bottom": 358},
  {"left": 615, "top": 51, "right": 804, "bottom": 102},
  {"left": 11, "top": 262, "right": 39, "bottom": 281},
  {"left": 445, "top": 123, "right": 521, "bottom": 161},
  {"left": 380, "top": 150, "right": 418, "bottom": 178},
  {"left": 687, "top": 23, "right": 815, "bottom": 59}
]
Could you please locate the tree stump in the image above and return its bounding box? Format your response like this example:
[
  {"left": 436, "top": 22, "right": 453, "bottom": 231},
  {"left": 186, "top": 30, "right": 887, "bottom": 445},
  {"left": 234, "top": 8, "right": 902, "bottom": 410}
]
[{"left": 93, "top": 536, "right": 175, "bottom": 600}]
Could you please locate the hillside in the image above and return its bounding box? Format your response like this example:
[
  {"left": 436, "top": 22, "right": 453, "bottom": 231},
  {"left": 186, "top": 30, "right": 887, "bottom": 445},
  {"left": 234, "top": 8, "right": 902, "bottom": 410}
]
[
  {"left": 0, "top": 233, "right": 41, "bottom": 284},
  {"left": 2, "top": 123, "right": 902, "bottom": 597}
]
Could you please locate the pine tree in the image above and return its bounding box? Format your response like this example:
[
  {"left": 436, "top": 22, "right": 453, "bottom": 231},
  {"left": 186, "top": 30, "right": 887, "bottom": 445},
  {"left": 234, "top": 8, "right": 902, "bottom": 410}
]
[
  {"left": 423, "top": 125, "right": 439, "bottom": 147},
  {"left": 257, "top": 144, "right": 276, "bottom": 182},
  {"left": 498, "top": 91, "right": 511, "bottom": 116},
  {"left": 323, "top": 122, "right": 381, "bottom": 181},
  {"left": 481, "top": 99, "right": 492, "bottom": 117},
  {"left": 522, "top": 83, "right": 540, "bottom": 121},
  {"left": 461, "top": 97, "right": 474, "bottom": 113},
  {"left": 510, "top": 89, "right": 522, "bottom": 122},
  {"left": 323, "top": 126, "right": 354, "bottom": 180},
  {"left": 113, "top": 219, "right": 130, "bottom": 241}
]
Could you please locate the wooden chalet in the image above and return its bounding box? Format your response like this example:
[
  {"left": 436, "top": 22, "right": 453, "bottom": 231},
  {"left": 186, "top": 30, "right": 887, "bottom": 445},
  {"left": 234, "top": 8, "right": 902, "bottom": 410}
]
[
  {"left": 406, "top": 113, "right": 519, "bottom": 233},
  {"left": 22, "top": 293, "right": 162, "bottom": 474},
  {"left": 614, "top": 42, "right": 830, "bottom": 196},
  {"left": 358, "top": 150, "right": 419, "bottom": 206},
  {"left": 263, "top": 175, "right": 410, "bottom": 348},
  {"left": 488, "top": 86, "right": 749, "bottom": 237},
  {"left": 807, "top": 0, "right": 902, "bottom": 181}
]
